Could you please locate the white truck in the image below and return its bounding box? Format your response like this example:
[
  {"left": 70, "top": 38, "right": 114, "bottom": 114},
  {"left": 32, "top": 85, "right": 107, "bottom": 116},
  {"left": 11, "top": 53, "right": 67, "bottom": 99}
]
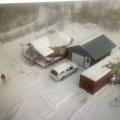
[{"left": 50, "top": 62, "right": 78, "bottom": 81}]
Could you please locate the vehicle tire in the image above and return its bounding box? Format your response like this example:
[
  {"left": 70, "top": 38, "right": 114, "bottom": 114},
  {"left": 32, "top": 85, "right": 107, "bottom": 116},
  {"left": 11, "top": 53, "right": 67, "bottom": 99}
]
[
  {"left": 61, "top": 77, "right": 64, "bottom": 80},
  {"left": 74, "top": 68, "right": 78, "bottom": 72}
]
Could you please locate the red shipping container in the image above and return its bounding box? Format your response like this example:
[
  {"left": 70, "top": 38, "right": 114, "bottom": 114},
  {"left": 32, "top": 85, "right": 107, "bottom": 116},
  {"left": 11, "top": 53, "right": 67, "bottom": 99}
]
[{"left": 79, "top": 56, "right": 113, "bottom": 94}]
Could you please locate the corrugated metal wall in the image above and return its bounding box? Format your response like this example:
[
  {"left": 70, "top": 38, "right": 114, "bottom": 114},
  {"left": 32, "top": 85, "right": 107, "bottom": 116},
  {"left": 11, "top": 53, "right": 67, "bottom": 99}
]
[
  {"left": 80, "top": 75, "right": 95, "bottom": 94},
  {"left": 94, "top": 72, "right": 112, "bottom": 93},
  {"left": 80, "top": 73, "right": 112, "bottom": 94}
]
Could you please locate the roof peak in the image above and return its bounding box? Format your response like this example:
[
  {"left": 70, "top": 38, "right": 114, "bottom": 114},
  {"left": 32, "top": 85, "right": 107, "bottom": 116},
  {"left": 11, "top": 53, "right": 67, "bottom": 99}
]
[{"left": 80, "top": 33, "right": 104, "bottom": 46}]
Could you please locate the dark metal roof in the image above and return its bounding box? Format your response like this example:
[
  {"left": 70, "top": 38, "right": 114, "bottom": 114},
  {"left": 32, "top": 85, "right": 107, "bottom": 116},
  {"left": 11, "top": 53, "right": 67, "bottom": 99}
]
[
  {"left": 81, "top": 34, "right": 116, "bottom": 60},
  {"left": 69, "top": 45, "right": 91, "bottom": 58}
]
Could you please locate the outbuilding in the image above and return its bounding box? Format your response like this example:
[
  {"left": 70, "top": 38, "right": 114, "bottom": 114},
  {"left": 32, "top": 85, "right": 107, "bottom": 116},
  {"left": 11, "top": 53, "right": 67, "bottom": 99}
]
[
  {"left": 22, "top": 30, "right": 72, "bottom": 67},
  {"left": 79, "top": 51, "right": 120, "bottom": 94},
  {"left": 68, "top": 33, "right": 116, "bottom": 68},
  {"left": 80, "top": 57, "right": 112, "bottom": 94}
]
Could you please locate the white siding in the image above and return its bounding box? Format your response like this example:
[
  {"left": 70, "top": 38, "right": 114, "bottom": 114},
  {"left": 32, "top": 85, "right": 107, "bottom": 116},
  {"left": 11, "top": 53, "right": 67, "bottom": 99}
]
[{"left": 72, "top": 52, "right": 84, "bottom": 66}]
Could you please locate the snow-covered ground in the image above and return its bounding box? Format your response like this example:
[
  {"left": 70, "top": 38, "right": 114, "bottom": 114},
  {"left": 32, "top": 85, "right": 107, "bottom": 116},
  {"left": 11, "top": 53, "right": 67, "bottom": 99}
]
[
  {"left": 71, "top": 85, "right": 120, "bottom": 120},
  {"left": 0, "top": 21, "right": 120, "bottom": 120}
]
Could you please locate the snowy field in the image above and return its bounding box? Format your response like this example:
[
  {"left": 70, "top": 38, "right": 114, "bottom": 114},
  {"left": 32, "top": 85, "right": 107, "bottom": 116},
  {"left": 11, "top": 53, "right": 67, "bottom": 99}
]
[{"left": 0, "top": 21, "right": 120, "bottom": 120}]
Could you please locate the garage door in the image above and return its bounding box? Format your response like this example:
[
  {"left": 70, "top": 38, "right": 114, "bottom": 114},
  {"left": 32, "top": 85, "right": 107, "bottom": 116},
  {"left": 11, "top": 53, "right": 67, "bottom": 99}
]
[{"left": 72, "top": 52, "right": 84, "bottom": 66}]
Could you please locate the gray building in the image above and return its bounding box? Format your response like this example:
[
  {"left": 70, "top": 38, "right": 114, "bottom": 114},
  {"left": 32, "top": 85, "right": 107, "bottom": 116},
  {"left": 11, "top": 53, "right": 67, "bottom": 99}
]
[{"left": 68, "top": 34, "right": 116, "bottom": 68}]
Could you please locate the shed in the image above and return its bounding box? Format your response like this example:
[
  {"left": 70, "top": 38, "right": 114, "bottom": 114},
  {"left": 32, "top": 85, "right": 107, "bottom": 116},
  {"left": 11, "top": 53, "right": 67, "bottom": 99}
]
[
  {"left": 22, "top": 30, "right": 71, "bottom": 67},
  {"left": 68, "top": 33, "right": 116, "bottom": 68},
  {"left": 79, "top": 51, "right": 120, "bottom": 94},
  {"left": 30, "top": 36, "right": 54, "bottom": 57},
  {"left": 80, "top": 57, "right": 111, "bottom": 94}
]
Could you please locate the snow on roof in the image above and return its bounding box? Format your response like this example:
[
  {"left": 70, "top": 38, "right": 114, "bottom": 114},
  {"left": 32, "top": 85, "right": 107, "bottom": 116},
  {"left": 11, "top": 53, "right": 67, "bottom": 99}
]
[
  {"left": 48, "top": 30, "right": 71, "bottom": 48},
  {"left": 30, "top": 36, "right": 54, "bottom": 57},
  {"left": 81, "top": 57, "right": 111, "bottom": 82},
  {"left": 31, "top": 36, "right": 51, "bottom": 47},
  {"left": 81, "top": 50, "right": 120, "bottom": 82},
  {"left": 80, "top": 33, "right": 103, "bottom": 46},
  {"left": 53, "top": 62, "right": 71, "bottom": 74},
  {"left": 30, "top": 30, "right": 71, "bottom": 57},
  {"left": 56, "top": 31, "right": 71, "bottom": 45}
]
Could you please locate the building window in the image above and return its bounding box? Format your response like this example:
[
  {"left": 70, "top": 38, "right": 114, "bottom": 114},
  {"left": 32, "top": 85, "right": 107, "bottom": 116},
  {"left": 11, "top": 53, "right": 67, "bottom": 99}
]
[{"left": 87, "top": 58, "right": 90, "bottom": 63}]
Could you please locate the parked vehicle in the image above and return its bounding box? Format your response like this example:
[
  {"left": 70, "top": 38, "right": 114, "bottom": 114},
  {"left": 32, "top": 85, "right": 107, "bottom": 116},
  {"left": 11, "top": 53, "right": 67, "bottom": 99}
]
[{"left": 50, "top": 62, "right": 78, "bottom": 81}]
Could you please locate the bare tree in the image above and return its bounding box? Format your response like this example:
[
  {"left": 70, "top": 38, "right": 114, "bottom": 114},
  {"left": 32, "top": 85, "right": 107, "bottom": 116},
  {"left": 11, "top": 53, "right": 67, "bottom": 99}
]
[{"left": 106, "top": 61, "right": 120, "bottom": 84}]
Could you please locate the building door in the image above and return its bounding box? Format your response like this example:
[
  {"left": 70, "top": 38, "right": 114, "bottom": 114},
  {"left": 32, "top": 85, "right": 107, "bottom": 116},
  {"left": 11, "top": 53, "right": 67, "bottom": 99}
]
[
  {"left": 84, "top": 57, "right": 91, "bottom": 68},
  {"left": 72, "top": 52, "right": 84, "bottom": 66}
]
